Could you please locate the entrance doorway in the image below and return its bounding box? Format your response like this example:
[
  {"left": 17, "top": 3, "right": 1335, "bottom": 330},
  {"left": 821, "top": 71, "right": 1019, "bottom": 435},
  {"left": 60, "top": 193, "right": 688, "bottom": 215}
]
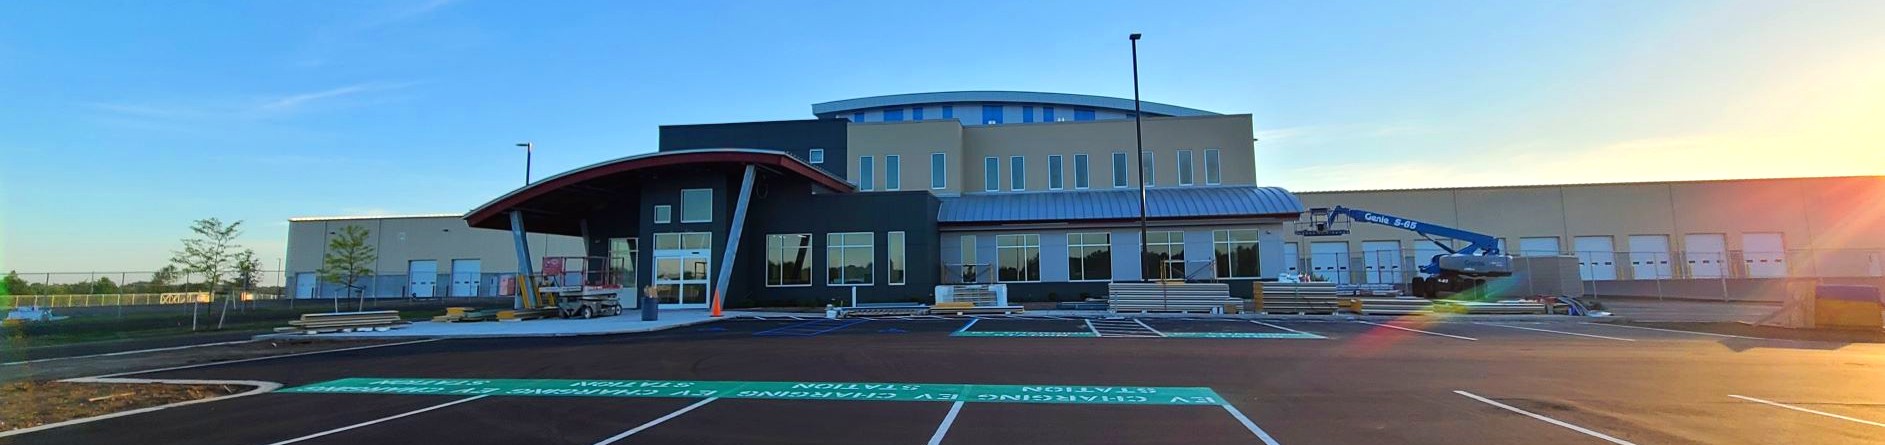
[{"left": 653, "top": 232, "right": 712, "bottom": 308}]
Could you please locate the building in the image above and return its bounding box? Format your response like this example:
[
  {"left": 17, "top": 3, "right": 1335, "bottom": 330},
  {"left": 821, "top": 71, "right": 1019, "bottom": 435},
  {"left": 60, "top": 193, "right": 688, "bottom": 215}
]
[
  {"left": 287, "top": 91, "right": 1304, "bottom": 307},
  {"left": 282, "top": 91, "right": 1885, "bottom": 305}
]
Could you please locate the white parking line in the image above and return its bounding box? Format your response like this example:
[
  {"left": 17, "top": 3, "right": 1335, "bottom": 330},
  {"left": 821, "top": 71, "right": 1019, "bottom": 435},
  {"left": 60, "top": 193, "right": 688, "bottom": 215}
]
[
  {"left": 1729, "top": 395, "right": 1885, "bottom": 428},
  {"left": 86, "top": 338, "right": 442, "bottom": 379},
  {"left": 926, "top": 401, "right": 966, "bottom": 445},
  {"left": 1454, "top": 391, "right": 1636, "bottom": 445},
  {"left": 594, "top": 397, "right": 720, "bottom": 445},
  {"left": 1220, "top": 403, "right": 1284, "bottom": 445},
  {"left": 265, "top": 395, "right": 488, "bottom": 445},
  {"left": 1580, "top": 322, "right": 1768, "bottom": 340},
  {"left": 1083, "top": 319, "right": 1103, "bottom": 337},
  {"left": 1354, "top": 321, "right": 1478, "bottom": 341},
  {"left": 3, "top": 339, "right": 255, "bottom": 366},
  {"left": 1131, "top": 318, "right": 1167, "bottom": 337},
  {"left": 955, "top": 318, "right": 981, "bottom": 333},
  {"left": 1249, "top": 320, "right": 1319, "bottom": 336},
  {"left": 1479, "top": 323, "right": 1636, "bottom": 341}
]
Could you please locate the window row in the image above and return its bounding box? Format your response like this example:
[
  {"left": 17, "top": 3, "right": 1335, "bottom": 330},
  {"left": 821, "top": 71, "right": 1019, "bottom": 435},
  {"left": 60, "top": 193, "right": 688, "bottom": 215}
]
[
  {"left": 981, "top": 149, "right": 1222, "bottom": 192},
  {"left": 849, "top": 105, "right": 1099, "bottom": 124},
  {"left": 854, "top": 153, "right": 952, "bottom": 191},
  {"left": 965, "top": 229, "right": 1262, "bottom": 283},
  {"left": 653, "top": 189, "right": 713, "bottom": 224},
  {"left": 765, "top": 232, "right": 907, "bottom": 287}
]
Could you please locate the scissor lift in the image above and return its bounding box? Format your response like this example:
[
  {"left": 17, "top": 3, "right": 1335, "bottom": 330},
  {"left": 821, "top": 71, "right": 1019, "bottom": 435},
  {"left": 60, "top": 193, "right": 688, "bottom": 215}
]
[{"left": 531, "top": 256, "right": 627, "bottom": 319}]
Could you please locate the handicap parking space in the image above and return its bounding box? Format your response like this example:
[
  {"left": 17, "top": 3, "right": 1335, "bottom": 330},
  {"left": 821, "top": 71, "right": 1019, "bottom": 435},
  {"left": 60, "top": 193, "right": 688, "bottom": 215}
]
[
  {"left": 292, "top": 397, "right": 703, "bottom": 445},
  {"left": 1138, "top": 319, "right": 1323, "bottom": 339},
  {"left": 953, "top": 318, "right": 1097, "bottom": 337}
]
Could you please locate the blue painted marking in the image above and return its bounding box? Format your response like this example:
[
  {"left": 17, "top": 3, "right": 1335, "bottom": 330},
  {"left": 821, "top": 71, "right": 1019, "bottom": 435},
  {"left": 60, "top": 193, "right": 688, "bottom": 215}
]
[
  {"left": 878, "top": 328, "right": 908, "bottom": 333},
  {"left": 695, "top": 327, "right": 728, "bottom": 332},
  {"left": 754, "top": 319, "right": 867, "bottom": 337},
  {"left": 955, "top": 318, "right": 980, "bottom": 333}
]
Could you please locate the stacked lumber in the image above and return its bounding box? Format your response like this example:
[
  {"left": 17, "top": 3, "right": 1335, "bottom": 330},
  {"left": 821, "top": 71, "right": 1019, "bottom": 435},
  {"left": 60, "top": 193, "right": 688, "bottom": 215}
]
[
  {"left": 1108, "top": 282, "right": 1238, "bottom": 314},
  {"left": 275, "top": 311, "right": 406, "bottom": 334},
  {"left": 1257, "top": 282, "right": 1341, "bottom": 315},
  {"left": 839, "top": 303, "right": 931, "bottom": 317},
  {"left": 1349, "top": 297, "right": 1434, "bottom": 315},
  {"left": 929, "top": 301, "right": 1024, "bottom": 315},
  {"left": 1432, "top": 300, "right": 1549, "bottom": 315},
  {"left": 496, "top": 308, "right": 554, "bottom": 321},
  {"left": 430, "top": 307, "right": 478, "bottom": 322}
]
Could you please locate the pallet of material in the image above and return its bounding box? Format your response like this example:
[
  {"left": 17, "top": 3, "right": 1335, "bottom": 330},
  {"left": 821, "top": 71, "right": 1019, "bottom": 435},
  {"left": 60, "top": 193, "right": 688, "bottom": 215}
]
[
  {"left": 1349, "top": 297, "right": 1435, "bottom": 315},
  {"left": 1258, "top": 282, "right": 1341, "bottom": 314},
  {"left": 1108, "top": 282, "right": 1239, "bottom": 313},
  {"left": 278, "top": 310, "right": 407, "bottom": 334},
  {"left": 496, "top": 308, "right": 554, "bottom": 321},
  {"left": 840, "top": 303, "right": 931, "bottom": 317},
  {"left": 1433, "top": 300, "right": 1549, "bottom": 315},
  {"left": 929, "top": 301, "right": 1024, "bottom": 315}
]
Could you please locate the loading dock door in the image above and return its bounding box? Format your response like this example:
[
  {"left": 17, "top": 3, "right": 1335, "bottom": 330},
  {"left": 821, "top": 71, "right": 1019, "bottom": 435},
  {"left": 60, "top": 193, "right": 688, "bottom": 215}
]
[
  {"left": 1742, "top": 233, "right": 1787, "bottom": 278},
  {"left": 1412, "top": 242, "right": 1447, "bottom": 279},
  {"left": 1573, "top": 236, "right": 1617, "bottom": 280},
  {"left": 1281, "top": 242, "right": 1300, "bottom": 278},
  {"left": 1360, "top": 241, "right": 1402, "bottom": 284},
  {"left": 408, "top": 260, "right": 438, "bottom": 298},
  {"left": 450, "top": 259, "right": 482, "bottom": 297},
  {"left": 1309, "top": 241, "right": 1351, "bottom": 284},
  {"left": 1627, "top": 235, "right": 1673, "bottom": 280},
  {"left": 1683, "top": 234, "right": 1727, "bottom": 278},
  {"left": 295, "top": 272, "right": 316, "bottom": 298}
]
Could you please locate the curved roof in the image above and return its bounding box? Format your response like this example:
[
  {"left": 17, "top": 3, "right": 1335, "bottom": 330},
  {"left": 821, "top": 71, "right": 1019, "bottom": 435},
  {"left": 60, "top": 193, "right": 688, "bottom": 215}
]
[
  {"left": 812, "top": 91, "right": 1220, "bottom": 118},
  {"left": 464, "top": 149, "right": 854, "bottom": 231},
  {"left": 938, "top": 186, "right": 1303, "bottom": 224}
]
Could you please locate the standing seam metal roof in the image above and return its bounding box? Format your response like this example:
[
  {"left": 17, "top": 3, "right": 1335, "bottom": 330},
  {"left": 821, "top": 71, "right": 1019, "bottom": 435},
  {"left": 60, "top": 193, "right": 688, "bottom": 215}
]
[{"left": 937, "top": 186, "right": 1304, "bottom": 224}]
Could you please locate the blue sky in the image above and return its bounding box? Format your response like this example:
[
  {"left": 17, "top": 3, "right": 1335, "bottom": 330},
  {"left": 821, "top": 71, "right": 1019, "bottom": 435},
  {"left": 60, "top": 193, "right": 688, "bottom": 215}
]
[{"left": 2, "top": 0, "right": 1882, "bottom": 272}]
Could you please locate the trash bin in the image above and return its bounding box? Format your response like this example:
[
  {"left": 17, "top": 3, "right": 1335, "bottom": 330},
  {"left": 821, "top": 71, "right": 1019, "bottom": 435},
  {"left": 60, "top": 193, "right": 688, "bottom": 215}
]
[{"left": 641, "top": 296, "right": 659, "bottom": 321}]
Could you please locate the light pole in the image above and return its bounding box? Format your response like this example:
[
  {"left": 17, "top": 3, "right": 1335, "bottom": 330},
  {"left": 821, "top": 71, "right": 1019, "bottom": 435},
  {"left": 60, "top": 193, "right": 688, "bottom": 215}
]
[
  {"left": 1130, "top": 33, "right": 1151, "bottom": 281},
  {"left": 517, "top": 142, "right": 534, "bottom": 185}
]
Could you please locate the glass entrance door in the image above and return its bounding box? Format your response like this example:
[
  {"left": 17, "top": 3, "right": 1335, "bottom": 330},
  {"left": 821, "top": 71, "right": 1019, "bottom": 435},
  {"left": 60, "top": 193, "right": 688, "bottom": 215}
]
[{"left": 653, "top": 232, "right": 712, "bottom": 308}]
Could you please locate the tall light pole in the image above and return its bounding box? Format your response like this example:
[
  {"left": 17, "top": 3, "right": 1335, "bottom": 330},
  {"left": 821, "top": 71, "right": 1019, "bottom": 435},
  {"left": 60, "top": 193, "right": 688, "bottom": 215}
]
[
  {"left": 517, "top": 142, "right": 534, "bottom": 185},
  {"left": 1130, "top": 33, "right": 1151, "bottom": 281}
]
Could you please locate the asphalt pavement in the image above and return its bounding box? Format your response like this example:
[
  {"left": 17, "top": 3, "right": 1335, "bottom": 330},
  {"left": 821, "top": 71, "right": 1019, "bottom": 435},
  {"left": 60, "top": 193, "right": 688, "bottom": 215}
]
[{"left": 7, "top": 315, "right": 1884, "bottom": 445}]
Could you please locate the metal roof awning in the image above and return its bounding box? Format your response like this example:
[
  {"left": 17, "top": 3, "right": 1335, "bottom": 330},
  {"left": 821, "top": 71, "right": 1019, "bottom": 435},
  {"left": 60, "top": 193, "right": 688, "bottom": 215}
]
[{"left": 937, "top": 186, "right": 1305, "bottom": 225}]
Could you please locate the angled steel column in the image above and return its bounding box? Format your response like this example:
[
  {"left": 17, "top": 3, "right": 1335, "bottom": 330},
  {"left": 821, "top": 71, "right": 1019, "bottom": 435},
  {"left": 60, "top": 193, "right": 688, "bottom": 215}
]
[
  {"left": 509, "top": 210, "right": 536, "bottom": 310},
  {"left": 712, "top": 165, "right": 758, "bottom": 317}
]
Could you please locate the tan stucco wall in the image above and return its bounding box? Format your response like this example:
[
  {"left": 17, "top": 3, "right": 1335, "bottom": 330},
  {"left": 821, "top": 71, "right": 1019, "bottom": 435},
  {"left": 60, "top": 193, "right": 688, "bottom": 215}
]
[
  {"left": 846, "top": 120, "right": 965, "bottom": 194},
  {"left": 961, "top": 114, "right": 1256, "bottom": 192},
  {"left": 284, "top": 216, "right": 584, "bottom": 276}
]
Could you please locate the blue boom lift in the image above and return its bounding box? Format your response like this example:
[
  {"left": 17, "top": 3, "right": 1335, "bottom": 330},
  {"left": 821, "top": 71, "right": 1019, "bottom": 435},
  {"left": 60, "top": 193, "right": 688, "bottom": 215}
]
[{"left": 1296, "top": 206, "right": 1515, "bottom": 298}]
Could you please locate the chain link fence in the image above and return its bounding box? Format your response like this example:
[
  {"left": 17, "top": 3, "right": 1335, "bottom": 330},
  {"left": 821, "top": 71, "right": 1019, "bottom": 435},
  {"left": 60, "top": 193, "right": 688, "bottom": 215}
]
[{"left": 1281, "top": 248, "right": 1885, "bottom": 302}]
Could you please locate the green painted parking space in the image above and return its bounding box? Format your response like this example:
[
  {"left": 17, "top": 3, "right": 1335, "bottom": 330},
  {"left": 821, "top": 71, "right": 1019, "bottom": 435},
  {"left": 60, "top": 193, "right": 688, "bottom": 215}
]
[{"left": 281, "top": 378, "right": 1227, "bottom": 406}]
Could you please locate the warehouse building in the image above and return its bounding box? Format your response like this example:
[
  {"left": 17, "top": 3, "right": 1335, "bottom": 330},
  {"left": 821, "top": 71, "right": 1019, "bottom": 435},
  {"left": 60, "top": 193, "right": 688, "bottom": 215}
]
[{"left": 282, "top": 91, "right": 1885, "bottom": 306}]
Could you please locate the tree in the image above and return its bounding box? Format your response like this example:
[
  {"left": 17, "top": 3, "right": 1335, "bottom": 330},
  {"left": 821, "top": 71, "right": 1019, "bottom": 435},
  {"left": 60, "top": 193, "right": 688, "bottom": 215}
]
[
  {"left": 172, "top": 218, "right": 243, "bottom": 331},
  {"left": 1, "top": 271, "right": 25, "bottom": 307},
  {"left": 91, "top": 276, "right": 120, "bottom": 295},
  {"left": 150, "top": 265, "right": 180, "bottom": 292},
  {"left": 318, "top": 225, "right": 377, "bottom": 312},
  {"left": 231, "top": 249, "right": 262, "bottom": 291}
]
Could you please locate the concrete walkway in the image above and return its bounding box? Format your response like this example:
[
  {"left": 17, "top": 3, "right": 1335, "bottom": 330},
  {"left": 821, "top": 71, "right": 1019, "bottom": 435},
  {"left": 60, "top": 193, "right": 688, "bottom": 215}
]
[{"left": 258, "top": 310, "right": 811, "bottom": 340}]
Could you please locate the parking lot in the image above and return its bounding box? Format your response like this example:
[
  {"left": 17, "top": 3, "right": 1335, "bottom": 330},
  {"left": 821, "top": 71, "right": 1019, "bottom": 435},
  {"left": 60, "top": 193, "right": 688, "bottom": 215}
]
[{"left": 10, "top": 316, "right": 1885, "bottom": 444}]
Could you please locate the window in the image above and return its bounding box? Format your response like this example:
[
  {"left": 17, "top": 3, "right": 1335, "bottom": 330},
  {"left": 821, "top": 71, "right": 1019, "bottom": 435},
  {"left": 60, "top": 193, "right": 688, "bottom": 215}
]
[
  {"left": 1204, "top": 149, "right": 1221, "bottom": 185},
  {"left": 1074, "top": 154, "right": 1090, "bottom": 189},
  {"left": 982, "top": 105, "right": 1003, "bottom": 125},
  {"left": 1068, "top": 232, "right": 1112, "bottom": 281},
  {"left": 941, "top": 105, "right": 954, "bottom": 119},
  {"left": 609, "top": 237, "right": 638, "bottom": 290},
  {"left": 984, "top": 157, "right": 999, "bottom": 192},
  {"left": 681, "top": 189, "right": 712, "bottom": 223},
  {"left": 1177, "top": 150, "right": 1194, "bottom": 186},
  {"left": 912, "top": 107, "right": 925, "bottom": 121},
  {"left": 884, "top": 155, "right": 901, "bottom": 191},
  {"left": 655, "top": 232, "right": 711, "bottom": 250},
  {"left": 1111, "top": 152, "right": 1128, "bottom": 188},
  {"left": 1140, "top": 151, "right": 1156, "bottom": 187},
  {"left": 930, "top": 153, "right": 947, "bottom": 189},
  {"left": 1074, "top": 109, "right": 1096, "bottom": 121},
  {"left": 960, "top": 235, "right": 978, "bottom": 282},
  {"left": 1214, "top": 229, "right": 1261, "bottom": 278},
  {"left": 1022, "top": 106, "right": 1035, "bottom": 123},
  {"left": 1043, "top": 107, "right": 1056, "bottom": 122},
  {"left": 1009, "top": 156, "right": 1025, "bottom": 191},
  {"left": 765, "top": 234, "right": 812, "bottom": 286},
  {"left": 826, "top": 232, "right": 874, "bottom": 285},
  {"left": 1047, "top": 155, "right": 1063, "bottom": 190},
  {"left": 888, "top": 231, "right": 906, "bottom": 285},
  {"left": 996, "top": 234, "right": 1040, "bottom": 282},
  {"left": 852, "top": 111, "right": 864, "bottom": 123},
  {"left": 857, "top": 156, "right": 874, "bottom": 191},
  {"left": 1145, "top": 231, "right": 1185, "bottom": 280},
  {"left": 654, "top": 205, "right": 672, "bottom": 224},
  {"left": 808, "top": 148, "right": 825, "bottom": 164},
  {"left": 883, "top": 108, "right": 904, "bottom": 122}
]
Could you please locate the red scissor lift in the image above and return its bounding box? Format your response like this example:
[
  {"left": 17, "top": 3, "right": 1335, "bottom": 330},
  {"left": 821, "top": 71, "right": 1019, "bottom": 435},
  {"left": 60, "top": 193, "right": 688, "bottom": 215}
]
[{"left": 529, "top": 256, "right": 627, "bottom": 319}]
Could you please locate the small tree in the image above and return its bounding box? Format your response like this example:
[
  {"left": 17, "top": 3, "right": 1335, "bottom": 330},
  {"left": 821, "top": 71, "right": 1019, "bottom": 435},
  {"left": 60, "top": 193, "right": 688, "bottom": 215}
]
[
  {"left": 150, "top": 265, "right": 180, "bottom": 293},
  {"left": 318, "top": 225, "right": 377, "bottom": 312},
  {"left": 92, "top": 276, "right": 121, "bottom": 295},
  {"left": 172, "top": 218, "right": 244, "bottom": 330},
  {"left": 1, "top": 271, "right": 25, "bottom": 308}
]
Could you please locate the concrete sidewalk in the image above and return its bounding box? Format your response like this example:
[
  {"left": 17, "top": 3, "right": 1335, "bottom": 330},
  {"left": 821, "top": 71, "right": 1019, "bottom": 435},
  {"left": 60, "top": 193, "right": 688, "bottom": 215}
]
[{"left": 256, "top": 309, "right": 808, "bottom": 340}]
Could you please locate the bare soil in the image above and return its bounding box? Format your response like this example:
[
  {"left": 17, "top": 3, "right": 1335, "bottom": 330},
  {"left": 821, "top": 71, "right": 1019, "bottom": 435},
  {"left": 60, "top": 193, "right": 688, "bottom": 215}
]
[{"left": 0, "top": 380, "right": 245, "bottom": 432}]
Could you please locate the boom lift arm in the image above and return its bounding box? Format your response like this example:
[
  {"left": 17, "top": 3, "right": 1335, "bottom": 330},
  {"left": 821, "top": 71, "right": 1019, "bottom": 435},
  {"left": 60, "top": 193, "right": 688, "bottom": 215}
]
[{"left": 1297, "top": 206, "right": 1515, "bottom": 298}]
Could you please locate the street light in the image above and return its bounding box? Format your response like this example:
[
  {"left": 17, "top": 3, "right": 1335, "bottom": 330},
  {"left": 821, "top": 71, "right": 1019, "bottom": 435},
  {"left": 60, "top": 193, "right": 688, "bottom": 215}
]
[
  {"left": 517, "top": 142, "right": 533, "bottom": 185},
  {"left": 1129, "top": 33, "right": 1151, "bottom": 281}
]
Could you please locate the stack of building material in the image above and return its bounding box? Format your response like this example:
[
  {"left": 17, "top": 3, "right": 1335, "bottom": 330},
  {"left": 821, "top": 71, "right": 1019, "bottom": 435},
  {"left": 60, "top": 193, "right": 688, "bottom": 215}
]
[
  {"left": 930, "top": 301, "right": 1024, "bottom": 315},
  {"left": 429, "top": 307, "right": 478, "bottom": 322},
  {"left": 276, "top": 311, "right": 406, "bottom": 334},
  {"left": 1349, "top": 297, "right": 1434, "bottom": 315},
  {"left": 496, "top": 308, "right": 554, "bottom": 321},
  {"left": 1256, "top": 282, "right": 1341, "bottom": 314},
  {"left": 839, "top": 302, "right": 932, "bottom": 317},
  {"left": 1432, "top": 300, "right": 1549, "bottom": 314},
  {"left": 1107, "top": 282, "right": 1239, "bottom": 314}
]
